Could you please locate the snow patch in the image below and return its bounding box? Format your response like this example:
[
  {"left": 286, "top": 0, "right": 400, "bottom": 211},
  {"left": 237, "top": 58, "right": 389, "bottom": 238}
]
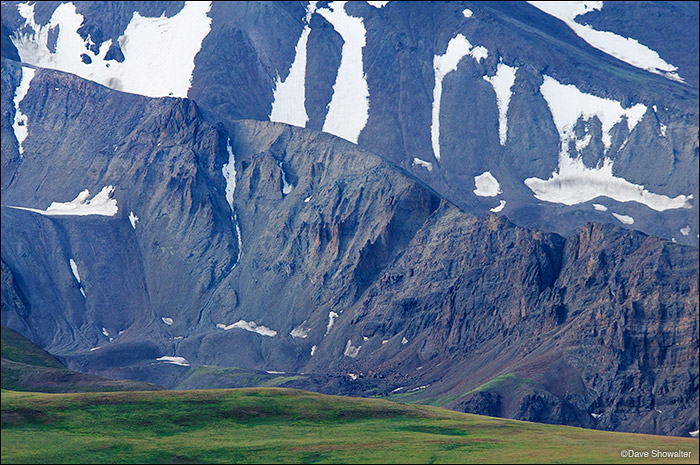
[
  {"left": 310, "top": 345, "right": 317, "bottom": 356},
  {"left": 344, "top": 339, "right": 361, "bottom": 358},
  {"left": 412, "top": 158, "right": 433, "bottom": 172},
  {"left": 690, "top": 430, "right": 699, "bottom": 438},
  {"left": 266, "top": 370, "right": 285, "bottom": 375},
  {"left": 326, "top": 311, "right": 338, "bottom": 335},
  {"left": 279, "top": 162, "right": 294, "bottom": 194},
  {"left": 528, "top": 2, "right": 683, "bottom": 82},
  {"left": 269, "top": 3, "right": 315, "bottom": 128},
  {"left": 89, "top": 347, "right": 101, "bottom": 351},
  {"left": 162, "top": 317, "right": 174, "bottom": 326},
  {"left": 8, "top": 186, "right": 119, "bottom": 217},
  {"left": 318, "top": 1, "right": 369, "bottom": 144},
  {"left": 401, "top": 336, "right": 408, "bottom": 345},
  {"left": 431, "top": 34, "right": 488, "bottom": 161},
  {"left": 12, "top": 2, "right": 213, "bottom": 97},
  {"left": 659, "top": 123, "right": 667, "bottom": 137},
  {"left": 524, "top": 76, "right": 692, "bottom": 211},
  {"left": 304, "top": 196, "right": 312, "bottom": 203},
  {"left": 406, "top": 384, "right": 429, "bottom": 393},
  {"left": 490, "top": 200, "right": 506, "bottom": 213},
  {"left": 128, "top": 211, "right": 139, "bottom": 229},
  {"left": 462, "top": 9, "right": 473, "bottom": 18},
  {"left": 80, "top": 288, "right": 86, "bottom": 298},
  {"left": 157, "top": 356, "right": 190, "bottom": 366},
  {"left": 591, "top": 413, "right": 602, "bottom": 419},
  {"left": 540, "top": 75, "right": 646, "bottom": 153},
  {"left": 612, "top": 212, "right": 634, "bottom": 225},
  {"left": 680, "top": 226, "right": 691, "bottom": 236},
  {"left": 593, "top": 203, "right": 608, "bottom": 211},
  {"left": 290, "top": 323, "right": 309, "bottom": 338},
  {"left": 216, "top": 320, "right": 277, "bottom": 337},
  {"left": 474, "top": 171, "right": 502, "bottom": 197},
  {"left": 366, "top": 1, "right": 389, "bottom": 7},
  {"left": 347, "top": 373, "right": 358, "bottom": 380},
  {"left": 483, "top": 63, "right": 518, "bottom": 145},
  {"left": 102, "top": 327, "right": 109, "bottom": 337},
  {"left": 12, "top": 66, "right": 36, "bottom": 157},
  {"left": 69, "top": 259, "right": 81, "bottom": 283}
]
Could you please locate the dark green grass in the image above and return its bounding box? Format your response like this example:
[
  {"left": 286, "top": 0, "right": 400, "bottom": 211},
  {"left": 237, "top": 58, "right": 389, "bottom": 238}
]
[
  {"left": 1, "top": 325, "right": 64, "bottom": 369},
  {"left": 2, "top": 388, "right": 697, "bottom": 464}
]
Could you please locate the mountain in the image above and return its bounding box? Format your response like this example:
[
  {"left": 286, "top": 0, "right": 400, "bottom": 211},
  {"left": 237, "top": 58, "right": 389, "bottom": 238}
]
[
  {"left": 2, "top": 1, "right": 696, "bottom": 244},
  {"left": 1, "top": 1, "right": 698, "bottom": 438}
]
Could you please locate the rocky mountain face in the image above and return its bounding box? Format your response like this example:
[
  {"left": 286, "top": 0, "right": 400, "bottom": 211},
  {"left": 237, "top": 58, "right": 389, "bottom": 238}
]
[
  {"left": 1, "top": 1, "right": 697, "bottom": 244},
  {"left": 1, "top": 1, "right": 698, "bottom": 437}
]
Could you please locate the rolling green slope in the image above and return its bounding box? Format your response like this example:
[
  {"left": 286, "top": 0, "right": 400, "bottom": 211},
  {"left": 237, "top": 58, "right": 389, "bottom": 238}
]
[
  {"left": 2, "top": 388, "right": 697, "bottom": 464},
  {"left": 1, "top": 325, "right": 161, "bottom": 393}
]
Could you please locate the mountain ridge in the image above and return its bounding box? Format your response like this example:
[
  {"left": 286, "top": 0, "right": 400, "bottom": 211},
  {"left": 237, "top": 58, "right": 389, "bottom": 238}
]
[{"left": 0, "top": 1, "right": 697, "bottom": 438}]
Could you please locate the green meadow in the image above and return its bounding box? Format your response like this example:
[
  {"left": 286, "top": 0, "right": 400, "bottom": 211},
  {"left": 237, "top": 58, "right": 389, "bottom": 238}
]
[{"left": 2, "top": 387, "right": 697, "bottom": 464}]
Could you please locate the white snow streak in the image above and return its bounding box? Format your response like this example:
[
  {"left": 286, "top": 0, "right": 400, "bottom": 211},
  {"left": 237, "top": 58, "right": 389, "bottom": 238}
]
[
  {"left": 412, "top": 158, "right": 433, "bottom": 172},
  {"left": 528, "top": 1, "right": 683, "bottom": 82},
  {"left": 344, "top": 339, "right": 361, "bottom": 358},
  {"left": 525, "top": 76, "right": 692, "bottom": 211},
  {"left": 326, "top": 311, "right": 339, "bottom": 335},
  {"left": 490, "top": 200, "right": 506, "bottom": 213},
  {"left": 157, "top": 356, "right": 190, "bottom": 366},
  {"left": 483, "top": 63, "right": 518, "bottom": 145},
  {"left": 269, "top": 3, "right": 316, "bottom": 127},
  {"left": 680, "top": 226, "right": 691, "bottom": 236},
  {"left": 223, "top": 139, "right": 242, "bottom": 268},
  {"left": 279, "top": 162, "right": 294, "bottom": 194},
  {"left": 431, "top": 34, "right": 488, "bottom": 161},
  {"left": 162, "top": 317, "right": 174, "bottom": 326},
  {"left": 69, "top": 259, "right": 81, "bottom": 283},
  {"left": 366, "top": 1, "right": 389, "bottom": 8},
  {"left": 12, "top": 67, "right": 36, "bottom": 157},
  {"left": 612, "top": 212, "right": 634, "bottom": 225},
  {"left": 216, "top": 320, "right": 277, "bottom": 337},
  {"left": 102, "top": 327, "right": 109, "bottom": 337},
  {"left": 304, "top": 196, "right": 312, "bottom": 203},
  {"left": 310, "top": 345, "right": 317, "bottom": 356},
  {"left": 128, "top": 211, "right": 139, "bottom": 229},
  {"left": 12, "top": 2, "right": 212, "bottom": 98},
  {"left": 474, "top": 171, "right": 502, "bottom": 197},
  {"left": 318, "top": 1, "right": 369, "bottom": 144},
  {"left": 593, "top": 203, "right": 608, "bottom": 211}
]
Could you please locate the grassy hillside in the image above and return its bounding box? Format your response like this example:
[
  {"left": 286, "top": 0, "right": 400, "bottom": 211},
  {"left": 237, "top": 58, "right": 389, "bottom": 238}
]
[
  {"left": 2, "top": 388, "right": 697, "bottom": 464},
  {"left": 1, "top": 325, "right": 161, "bottom": 393},
  {"left": 1, "top": 325, "right": 65, "bottom": 369}
]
